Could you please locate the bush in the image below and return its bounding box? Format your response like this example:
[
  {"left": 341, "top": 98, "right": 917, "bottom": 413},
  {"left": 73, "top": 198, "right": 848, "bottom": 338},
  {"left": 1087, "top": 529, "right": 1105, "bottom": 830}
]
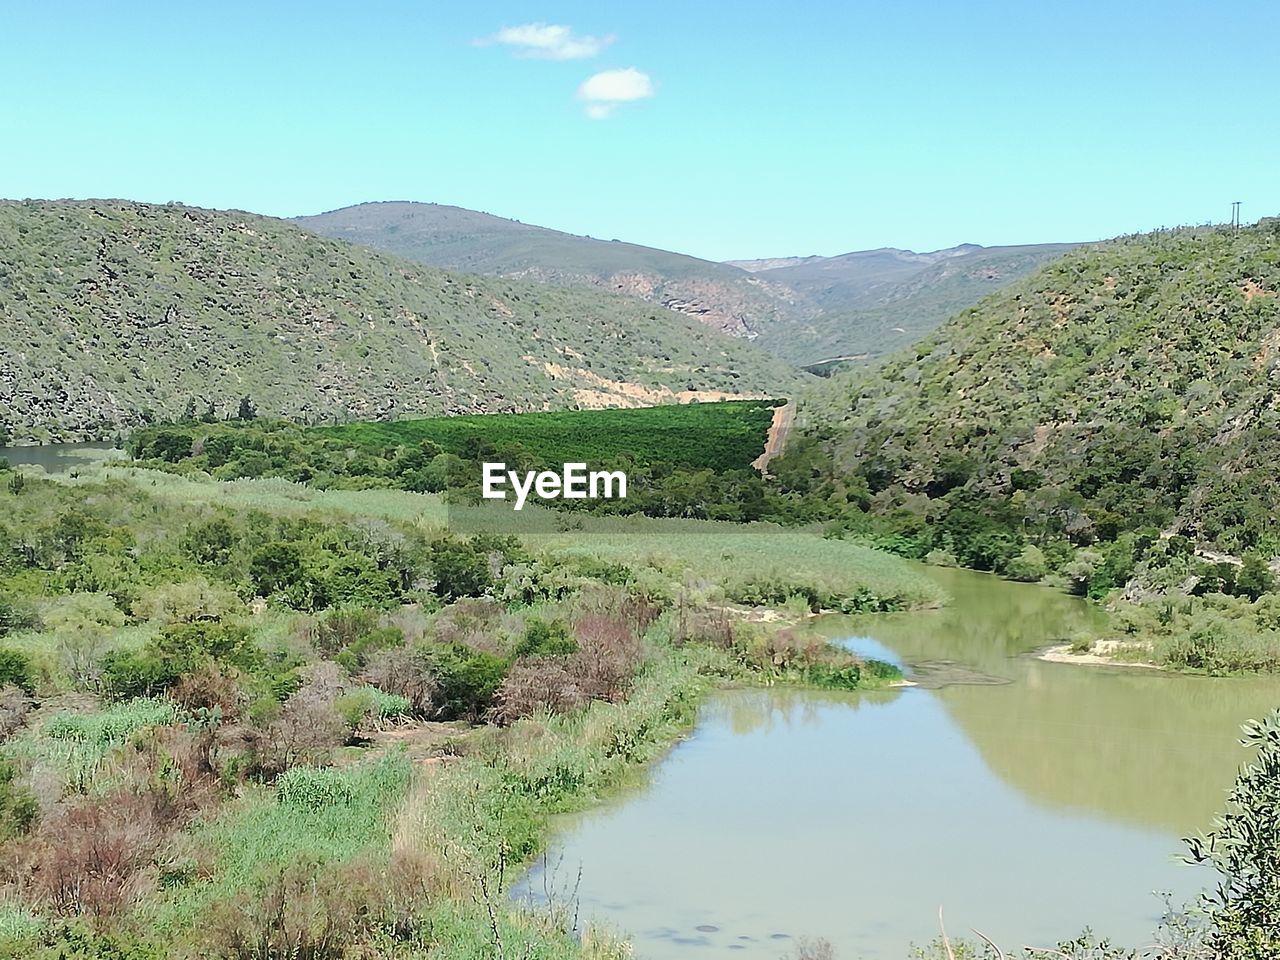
[
  {"left": 490, "top": 658, "right": 585, "bottom": 724},
  {"left": 101, "top": 649, "right": 181, "bottom": 700},
  {"left": 0, "top": 648, "right": 33, "bottom": 693},
  {"left": 430, "top": 539, "right": 492, "bottom": 600},
  {"left": 1187, "top": 709, "right": 1280, "bottom": 957},
  {"left": 419, "top": 645, "right": 508, "bottom": 721},
  {"left": 512, "top": 619, "right": 578, "bottom": 659},
  {"left": 361, "top": 647, "right": 440, "bottom": 716}
]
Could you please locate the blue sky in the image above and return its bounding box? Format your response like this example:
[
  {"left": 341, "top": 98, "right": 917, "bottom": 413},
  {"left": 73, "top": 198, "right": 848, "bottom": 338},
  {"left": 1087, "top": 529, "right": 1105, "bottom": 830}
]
[{"left": 2, "top": 1, "right": 1277, "bottom": 261}]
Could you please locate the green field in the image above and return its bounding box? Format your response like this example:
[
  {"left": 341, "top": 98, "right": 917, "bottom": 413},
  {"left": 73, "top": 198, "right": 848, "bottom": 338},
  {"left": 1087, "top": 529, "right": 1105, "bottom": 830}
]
[{"left": 311, "top": 399, "right": 783, "bottom": 472}]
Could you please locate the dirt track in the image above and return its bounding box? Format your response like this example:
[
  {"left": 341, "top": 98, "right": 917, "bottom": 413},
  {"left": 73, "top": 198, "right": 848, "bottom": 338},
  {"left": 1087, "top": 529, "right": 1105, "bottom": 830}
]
[{"left": 752, "top": 400, "right": 795, "bottom": 475}]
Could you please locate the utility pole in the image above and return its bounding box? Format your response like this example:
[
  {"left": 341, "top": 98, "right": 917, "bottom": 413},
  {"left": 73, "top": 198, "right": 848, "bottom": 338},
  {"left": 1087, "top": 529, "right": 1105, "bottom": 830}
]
[{"left": 1232, "top": 201, "right": 1242, "bottom": 231}]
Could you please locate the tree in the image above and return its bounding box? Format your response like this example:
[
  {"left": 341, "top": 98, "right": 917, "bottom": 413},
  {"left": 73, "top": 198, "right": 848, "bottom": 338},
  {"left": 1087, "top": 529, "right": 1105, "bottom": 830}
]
[
  {"left": 236, "top": 395, "right": 257, "bottom": 421},
  {"left": 1187, "top": 710, "right": 1280, "bottom": 957},
  {"left": 1236, "top": 553, "right": 1276, "bottom": 601}
]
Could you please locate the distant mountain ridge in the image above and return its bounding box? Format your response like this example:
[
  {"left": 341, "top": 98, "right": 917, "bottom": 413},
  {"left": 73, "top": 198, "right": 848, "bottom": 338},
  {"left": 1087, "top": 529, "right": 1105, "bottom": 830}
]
[
  {"left": 297, "top": 202, "right": 1081, "bottom": 366},
  {"left": 295, "top": 201, "right": 805, "bottom": 338},
  {"left": 0, "top": 200, "right": 804, "bottom": 443}
]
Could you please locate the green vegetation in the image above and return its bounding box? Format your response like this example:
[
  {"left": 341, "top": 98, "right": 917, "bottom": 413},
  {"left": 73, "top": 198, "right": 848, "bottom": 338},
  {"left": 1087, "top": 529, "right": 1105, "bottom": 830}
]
[
  {"left": 0, "top": 457, "right": 917, "bottom": 957},
  {"left": 296, "top": 200, "right": 809, "bottom": 339},
  {"left": 0, "top": 199, "right": 801, "bottom": 443},
  {"left": 775, "top": 220, "right": 1280, "bottom": 672},
  {"left": 742, "top": 242, "right": 1081, "bottom": 366},
  {"left": 125, "top": 399, "right": 795, "bottom": 523},
  {"left": 313, "top": 400, "right": 781, "bottom": 472},
  {"left": 297, "top": 203, "right": 1081, "bottom": 368}
]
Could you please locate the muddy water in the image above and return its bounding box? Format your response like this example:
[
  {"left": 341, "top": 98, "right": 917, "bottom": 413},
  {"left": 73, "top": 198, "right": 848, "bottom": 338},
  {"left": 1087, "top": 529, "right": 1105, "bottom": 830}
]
[
  {"left": 0, "top": 442, "right": 120, "bottom": 472},
  {"left": 515, "top": 567, "right": 1280, "bottom": 958}
]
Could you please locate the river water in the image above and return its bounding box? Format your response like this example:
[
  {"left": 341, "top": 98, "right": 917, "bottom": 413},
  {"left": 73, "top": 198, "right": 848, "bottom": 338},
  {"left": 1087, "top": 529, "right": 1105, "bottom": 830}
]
[
  {"left": 515, "top": 566, "right": 1280, "bottom": 958},
  {"left": 0, "top": 442, "right": 120, "bottom": 472}
]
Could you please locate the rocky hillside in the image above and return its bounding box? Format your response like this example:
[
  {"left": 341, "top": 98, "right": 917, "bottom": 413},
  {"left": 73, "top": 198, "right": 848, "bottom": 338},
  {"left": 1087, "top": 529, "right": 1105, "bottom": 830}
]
[
  {"left": 294, "top": 202, "right": 807, "bottom": 338},
  {"left": 747, "top": 242, "right": 1081, "bottom": 366},
  {"left": 0, "top": 200, "right": 805, "bottom": 443},
  {"left": 296, "top": 202, "right": 1081, "bottom": 368},
  {"left": 796, "top": 220, "right": 1280, "bottom": 555}
]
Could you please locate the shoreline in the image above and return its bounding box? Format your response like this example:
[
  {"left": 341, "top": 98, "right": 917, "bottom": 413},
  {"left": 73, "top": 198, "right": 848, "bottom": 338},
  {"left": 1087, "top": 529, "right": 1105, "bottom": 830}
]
[{"left": 1036, "top": 641, "right": 1161, "bottom": 670}]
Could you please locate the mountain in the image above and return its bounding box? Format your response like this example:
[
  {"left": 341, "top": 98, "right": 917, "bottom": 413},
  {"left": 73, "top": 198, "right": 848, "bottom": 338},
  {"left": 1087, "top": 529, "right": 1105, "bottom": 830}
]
[
  {"left": 741, "top": 243, "right": 1082, "bottom": 367},
  {"left": 295, "top": 202, "right": 1082, "bottom": 369},
  {"left": 0, "top": 200, "right": 804, "bottom": 443},
  {"left": 792, "top": 220, "right": 1280, "bottom": 557},
  {"left": 294, "top": 202, "right": 808, "bottom": 338}
]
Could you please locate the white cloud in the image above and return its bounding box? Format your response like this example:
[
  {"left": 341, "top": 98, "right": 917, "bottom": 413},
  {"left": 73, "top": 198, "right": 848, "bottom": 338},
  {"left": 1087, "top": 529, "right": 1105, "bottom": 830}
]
[
  {"left": 576, "top": 67, "right": 655, "bottom": 118},
  {"left": 479, "top": 23, "right": 613, "bottom": 60}
]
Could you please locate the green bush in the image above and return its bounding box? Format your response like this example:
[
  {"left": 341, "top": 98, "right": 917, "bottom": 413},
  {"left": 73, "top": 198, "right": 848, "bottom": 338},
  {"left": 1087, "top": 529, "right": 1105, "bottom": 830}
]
[
  {"left": 513, "top": 619, "right": 577, "bottom": 659},
  {"left": 0, "top": 648, "right": 34, "bottom": 693}
]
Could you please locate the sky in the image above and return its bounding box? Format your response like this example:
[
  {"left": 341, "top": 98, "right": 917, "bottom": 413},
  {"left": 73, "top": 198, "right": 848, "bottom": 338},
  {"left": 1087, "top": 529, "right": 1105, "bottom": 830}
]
[{"left": 2, "top": 1, "right": 1278, "bottom": 262}]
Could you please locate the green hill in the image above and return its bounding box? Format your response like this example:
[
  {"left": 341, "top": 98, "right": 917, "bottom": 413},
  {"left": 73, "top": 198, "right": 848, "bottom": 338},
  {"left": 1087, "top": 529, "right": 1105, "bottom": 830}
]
[
  {"left": 0, "top": 200, "right": 805, "bottom": 443},
  {"left": 783, "top": 221, "right": 1280, "bottom": 564},
  {"left": 294, "top": 201, "right": 809, "bottom": 338},
  {"left": 746, "top": 242, "right": 1082, "bottom": 367},
  {"left": 296, "top": 202, "right": 1080, "bottom": 368}
]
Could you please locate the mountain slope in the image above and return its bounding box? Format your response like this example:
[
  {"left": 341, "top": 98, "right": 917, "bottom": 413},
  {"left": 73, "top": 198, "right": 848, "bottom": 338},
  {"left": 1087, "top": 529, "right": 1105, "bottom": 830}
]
[
  {"left": 0, "top": 200, "right": 804, "bottom": 443},
  {"left": 794, "top": 221, "right": 1280, "bottom": 555},
  {"left": 294, "top": 202, "right": 808, "bottom": 337},
  {"left": 746, "top": 243, "right": 1082, "bottom": 366}
]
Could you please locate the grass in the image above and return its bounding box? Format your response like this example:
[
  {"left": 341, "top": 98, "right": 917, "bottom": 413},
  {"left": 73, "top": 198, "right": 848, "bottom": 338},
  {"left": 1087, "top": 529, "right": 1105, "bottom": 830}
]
[
  {"left": 73, "top": 464, "right": 946, "bottom": 612},
  {"left": 2, "top": 697, "right": 180, "bottom": 795},
  {"left": 145, "top": 752, "right": 412, "bottom": 932}
]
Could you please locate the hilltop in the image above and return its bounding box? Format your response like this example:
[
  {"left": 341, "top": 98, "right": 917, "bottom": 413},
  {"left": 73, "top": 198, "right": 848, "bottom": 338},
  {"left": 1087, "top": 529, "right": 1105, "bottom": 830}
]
[
  {"left": 782, "top": 220, "right": 1280, "bottom": 567},
  {"left": 294, "top": 201, "right": 807, "bottom": 338},
  {"left": 295, "top": 202, "right": 1079, "bottom": 365},
  {"left": 745, "top": 242, "right": 1081, "bottom": 366},
  {"left": 0, "top": 200, "right": 803, "bottom": 443}
]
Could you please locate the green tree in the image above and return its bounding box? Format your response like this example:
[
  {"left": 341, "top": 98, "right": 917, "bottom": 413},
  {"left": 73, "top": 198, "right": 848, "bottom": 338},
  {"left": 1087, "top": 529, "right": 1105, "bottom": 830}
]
[
  {"left": 1237, "top": 553, "right": 1276, "bottom": 601},
  {"left": 1187, "top": 710, "right": 1280, "bottom": 957}
]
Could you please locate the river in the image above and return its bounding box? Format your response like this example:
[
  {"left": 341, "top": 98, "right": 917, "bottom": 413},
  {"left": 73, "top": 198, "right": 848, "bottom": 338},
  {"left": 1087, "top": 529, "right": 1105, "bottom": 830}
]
[
  {"left": 514, "top": 566, "right": 1280, "bottom": 958},
  {"left": 0, "top": 442, "right": 121, "bottom": 472}
]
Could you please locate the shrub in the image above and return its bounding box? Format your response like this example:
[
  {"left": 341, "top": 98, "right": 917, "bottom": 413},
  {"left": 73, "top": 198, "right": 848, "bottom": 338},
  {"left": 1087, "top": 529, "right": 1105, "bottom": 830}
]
[
  {"left": 0, "top": 594, "right": 38, "bottom": 638},
  {"left": 334, "top": 686, "right": 411, "bottom": 731},
  {"left": 1187, "top": 709, "right": 1280, "bottom": 957},
  {"left": 101, "top": 650, "right": 181, "bottom": 700},
  {"left": 419, "top": 645, "right": 508, "bottom": 721},
  {"left": 513, "top": 619, "right": 578, "bottom": 659},
  {"left": 0, "top": 683, "right": 32, "bottom": 740},
  {"left": 262, "top": 664, "right": 349, "bottom": 772},
  {"left": 430, "top": 538, "right": 492, "bottom": 600},
  {"left": 361, "top": 648, "right": 439, "bottom": 715},
  {"left": 0, "top": 758, "right": 38, "bottom": 839},
  {"left": 0, "top": 648, "right": 33, "bottom": 693},
  {"left": 131, "top": 577, "right": 244, "bottom": 625},
  {"left": 490, "top": 658, "right": 585, "bottom": 724}
]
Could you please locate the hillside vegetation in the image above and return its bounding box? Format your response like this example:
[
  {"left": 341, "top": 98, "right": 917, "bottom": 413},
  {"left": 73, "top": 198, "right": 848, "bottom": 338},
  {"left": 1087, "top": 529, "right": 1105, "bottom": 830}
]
[
  {"left": 296, "top": 202, "right": 1078, "bottom": 365},
  {"left": 768, "top": 243, "right": 1082, "bottom": 369},
  {"left": 692, "top": 242, "right": 1087, "bottom": 368},
  {"left": 775, "top": 220, "right": 1280, "bottom": 670},
  {"left": 0, "top": 200, "right": 802, "bottom": 443},
  {"left": 295, "top": 202, "right": 808, "bottom": 337}
]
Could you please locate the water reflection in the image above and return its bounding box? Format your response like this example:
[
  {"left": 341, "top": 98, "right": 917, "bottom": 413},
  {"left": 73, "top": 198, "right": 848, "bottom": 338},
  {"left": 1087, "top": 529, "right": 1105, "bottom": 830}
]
[
  {"left": 517, "top": 566, "right": 1280, "bottom": 959},
  {"left": 0, "top": 442, "right": 120, "bottom": 472}
]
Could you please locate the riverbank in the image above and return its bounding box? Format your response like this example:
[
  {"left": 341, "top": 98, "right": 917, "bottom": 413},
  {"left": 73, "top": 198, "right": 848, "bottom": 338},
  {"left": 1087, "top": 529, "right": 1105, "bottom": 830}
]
[
  {"left": 0, "top": 462, "right": 922, "bottom": 958},
  {"left": 1036, "top": 640, "right": 1161, "bottom": 669}
]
